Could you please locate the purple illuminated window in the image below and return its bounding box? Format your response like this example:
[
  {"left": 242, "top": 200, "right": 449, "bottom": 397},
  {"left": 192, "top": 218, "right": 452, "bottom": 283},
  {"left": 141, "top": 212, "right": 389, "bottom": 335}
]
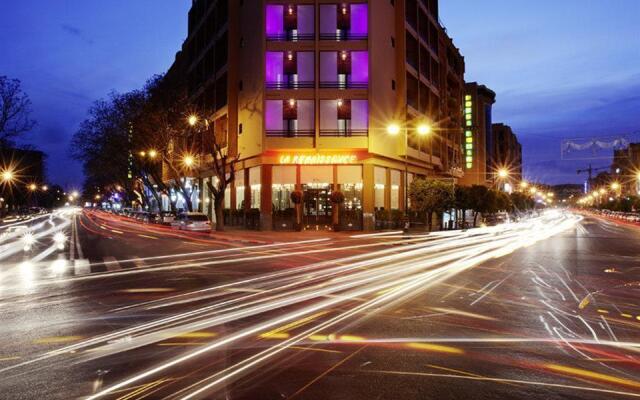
[
  {"left": 320, "top": 100, "right": 368, "bottom": 132},
  {"left": 351, "top": 100, "right": 369, "bottom": 130},
  {"left": 351, "top": 51, "right": 369, "bottom": 84},
  {"left": 266, "top": 5, "right": 284, "bottom": 36},
  {"left": 319, "top": 51, "right": 368, "bottom": 88},
  {"left": 265, "top": 52, "right": 284, "bottom": 84},
  {"left": 320, "top": 3, "right": 368, "bottom": 39},
  {"left": 350, "top": 4, "right": 368, "bottom": 36},
  {"left": 265, "top": 100, "right": 284, "bottom": 131}
]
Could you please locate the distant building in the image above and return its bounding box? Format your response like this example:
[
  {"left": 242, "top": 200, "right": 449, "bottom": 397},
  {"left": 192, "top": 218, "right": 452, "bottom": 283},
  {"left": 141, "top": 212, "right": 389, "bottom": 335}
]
[
  {"left": 611, "top": 143, "right": 640, "bottom": 195},
  {"left": 491, "top": 123, "right": 523, "bottom": 187},
  {"left": 459, "top": 82, "right": 495, "bottom": 187},
  {"left": 167, "top": 0, "right": 467, "bottom": 230}
]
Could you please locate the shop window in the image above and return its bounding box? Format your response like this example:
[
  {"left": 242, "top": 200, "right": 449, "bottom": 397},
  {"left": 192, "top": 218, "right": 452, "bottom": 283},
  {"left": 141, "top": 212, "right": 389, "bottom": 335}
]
[
  {"left": 390, "top": 170, "right": 401, "bottom": 210},
  {"left": 249, "top": 167, "right": 261, "bottom": 209},
  {"left": 235, "top": 171, "right": 245, "bottom": 209},
  {"left": 374, "top": 166, "right": 386, "bottom": 209},
  {"left": 272, "top": 184, "right": 294, "bottom": 211}
]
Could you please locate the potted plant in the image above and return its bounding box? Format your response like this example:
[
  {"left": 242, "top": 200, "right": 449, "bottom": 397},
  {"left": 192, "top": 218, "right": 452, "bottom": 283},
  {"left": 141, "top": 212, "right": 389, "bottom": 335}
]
[
  {"left": 330, "top": 191, "right": 345, "bottom": 231},
  {"left": 290, "top": 190, "right": 304, "bottom": 231}
]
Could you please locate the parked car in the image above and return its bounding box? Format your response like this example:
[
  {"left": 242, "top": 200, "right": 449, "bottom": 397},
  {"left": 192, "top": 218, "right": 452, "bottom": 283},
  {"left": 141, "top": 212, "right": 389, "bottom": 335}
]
[
  {"left": 134, "top": 212, "right": 150, "bottom": 222},
  {"left": 154, "top": 212, "right": 176, "bottom": 225},
  {"left": 172, "top": 212, "right": 211, "bottom": 232}
]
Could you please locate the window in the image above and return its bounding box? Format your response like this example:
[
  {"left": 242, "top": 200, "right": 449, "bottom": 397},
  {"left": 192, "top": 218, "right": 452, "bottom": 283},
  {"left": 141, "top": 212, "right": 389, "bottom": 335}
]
[
  {"left": 406, "top": 73, "right": 419, "bottom": 110},
  {"left": 374, "top": 167, "right": 386, "bottom": 209},
  {"left": 390, "top": 170, "right": 401, "bottom": 210},
  {"left": 405, "top": 32, "right": 419, "bottom": 70},
  {"left": 235, "top": 171, "right": 245, "bottom": 210}
]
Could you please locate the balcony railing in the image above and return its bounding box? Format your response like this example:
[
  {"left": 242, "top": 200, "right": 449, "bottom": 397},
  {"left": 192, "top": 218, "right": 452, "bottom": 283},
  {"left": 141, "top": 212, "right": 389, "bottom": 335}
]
[
  {"left": 319, "top": 32, "right": 368, "bottom": 41},
  {"left": 319, "top": 81, "right": 368, "bottom": 89},
  {"left": 320, "top": 130, "right": 368, "bottom": 137},
  {"left": 266, "top": 130, "right": 315, "bottom": 138},
  {"left": 266, "top": 33, "right": 315, "bottom": 42},
  {"left": 266, "top": 81, "right": 315, "bottom": 90}
]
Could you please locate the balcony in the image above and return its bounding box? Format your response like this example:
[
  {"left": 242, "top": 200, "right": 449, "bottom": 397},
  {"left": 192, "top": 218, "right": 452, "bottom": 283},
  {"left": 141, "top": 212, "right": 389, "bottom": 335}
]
[
  {"left": 319, "top": 32, "right": 368, "bottom": 41},
  {"left": 266, "top": 32, "right": 314, "bottom": 42},
  {"left": 319, "top": 4, "right": 368, "bottom": 42},
  {"left": 319, "top": 81, "right": 368, "bottom": 89},
  {"left": 266, "top": 51, "right": 315, "bottom": 90},
  {"left": 266, "top": 81, "right": 315, "bottom": 90},
  {"left": 266, "top": 4, "right": 314, "bottom": 42},
  {"left": 320, "top": 130, "right": 368, "bottom": 137},
  {"left": 319, "top": 51, "right": 369, "bottom": 89},
  {"left": 265, "top": 99, "right": 315, "bottom": 139},
  {"left": 266, "top": 130, "right": 315, "bottom": 138}
]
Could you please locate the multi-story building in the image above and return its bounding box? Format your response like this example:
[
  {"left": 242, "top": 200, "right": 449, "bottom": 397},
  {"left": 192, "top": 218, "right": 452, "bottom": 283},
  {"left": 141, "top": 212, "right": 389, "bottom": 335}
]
[
  {"left": 171, "top": 0, "right": 465, "bottom": 230},
  {"left": 491, "top": 123, "right": 522, "bottom": 188},
  {"left": 459, "top": 82, "right": 495, "bottom": 187},
  {"left": 611, "top": 143, "right": 640, "bottom": 195}
]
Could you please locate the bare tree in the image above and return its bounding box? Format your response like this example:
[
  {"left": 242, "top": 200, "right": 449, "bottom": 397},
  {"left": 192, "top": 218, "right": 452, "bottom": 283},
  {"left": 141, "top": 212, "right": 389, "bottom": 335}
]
[
  {"left": 202, "top": 127, "right": 239, "bottom": 232},
  {"left": 0, "top": 76, "right": 36, "bottom": 147}
]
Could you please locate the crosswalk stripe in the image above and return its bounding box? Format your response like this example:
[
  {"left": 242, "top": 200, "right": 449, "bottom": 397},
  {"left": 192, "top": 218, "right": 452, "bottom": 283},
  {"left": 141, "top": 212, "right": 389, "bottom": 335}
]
[
  {"left": 103, "top": 256, "right": 121, "bottom": 272},
  {"left": 74, "top": 259, "right": 91, "bottom": 275},
  {"left": 132, "top": 257, "right": 146, "bottom": 268}
]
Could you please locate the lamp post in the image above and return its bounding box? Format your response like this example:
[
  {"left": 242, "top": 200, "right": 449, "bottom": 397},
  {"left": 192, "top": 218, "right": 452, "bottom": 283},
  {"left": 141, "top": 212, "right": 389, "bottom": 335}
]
[
  {"left": 496, "top": 168, "right": 509, "bottom": 191},
  {"left": 387, "top": 122, "right": 432, "bottom": 231}
]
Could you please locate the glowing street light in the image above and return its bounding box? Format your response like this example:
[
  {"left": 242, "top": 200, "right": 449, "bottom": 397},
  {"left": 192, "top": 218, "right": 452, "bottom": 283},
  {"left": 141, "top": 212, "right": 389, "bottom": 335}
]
[
  {"left": 28, "top": 183, "right": 37, "bottom": 192},
  {"left": 520, "top": 181, "right": 529, "bottom": 189},
  {"left": 417, "top": 123, "right": 432, "bottom": 136},
  {"left": 183, "top": 155, "right": 196, "bottom": 168},
  {"left": 42, "top": 185, "right": 48, "bottom": 191},
  {"left": 529, "top": 187, "right": 537, "bottom": 195},
  {"left": 386, "top": 123, "right": 401, "bottom": 136},
  {"left": 1, "top": 169, "right": 14, "bottom": 183},
  {"left": 611, "top": 182, "right": 621, "bottom": 191},
  {"left": 148, "top": 149, "right": 158, "bottom": 159},
  {"left": 497, "top": 169, "right": 509, "bottom": 179},
  {"left": 599, "top": 188, "right": 606, "bottom": 195},
  {"left": 188, "top": 114, "right": 199, "bottom": 127}
]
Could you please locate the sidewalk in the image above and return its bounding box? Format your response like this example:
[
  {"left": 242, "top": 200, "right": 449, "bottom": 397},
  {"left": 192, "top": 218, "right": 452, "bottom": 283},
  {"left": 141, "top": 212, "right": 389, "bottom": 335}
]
[{"left": 206, "top": 228, "right": 359, "bottom": 245}]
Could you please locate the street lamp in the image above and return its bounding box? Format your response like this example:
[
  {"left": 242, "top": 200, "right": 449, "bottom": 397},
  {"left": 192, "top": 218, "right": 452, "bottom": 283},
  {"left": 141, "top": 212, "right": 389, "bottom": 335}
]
[
  {"left": 188, "top": 115, "right": 199, "bottom": 127},
  {"left": 1, "top": 169, "right": 14, "bottom": 183},
  {"left": 148, "top": 149, "right": 158, "bottom": 159},
  {"left": 28, "top": 183, "right": 37, "bottom": 192},
  {"left": 183, "top": 154, "right": 196, "bottom": 168},
  {"left": 386, "top": 121, "right": 432, "bottom": 231},
  {"left": 42, "top": 185, "right": 48, "bottom": 191},
  {"left": 520, "top": 181, "right": 529, "bottom": 190},
  {"left": 611, "top": 182, "right": 621, "bottom": 191}
]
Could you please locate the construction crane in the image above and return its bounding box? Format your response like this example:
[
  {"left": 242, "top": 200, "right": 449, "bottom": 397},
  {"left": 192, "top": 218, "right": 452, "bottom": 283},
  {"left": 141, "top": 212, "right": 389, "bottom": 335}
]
[{"left": 577, "top": 164, "right": 609, "bottom": 192}]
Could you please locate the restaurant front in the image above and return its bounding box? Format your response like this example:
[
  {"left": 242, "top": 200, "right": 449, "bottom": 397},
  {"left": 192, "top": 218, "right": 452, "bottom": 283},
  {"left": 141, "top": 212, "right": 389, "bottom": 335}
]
[{"left": 216, "top": 150, "right": 423, "bottom": 231}]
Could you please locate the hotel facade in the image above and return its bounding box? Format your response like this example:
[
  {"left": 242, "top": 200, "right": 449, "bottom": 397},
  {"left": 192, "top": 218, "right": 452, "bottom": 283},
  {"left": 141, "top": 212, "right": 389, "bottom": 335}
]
[{"left": 170, "top": 0, "right": 466, "bottom": 230}]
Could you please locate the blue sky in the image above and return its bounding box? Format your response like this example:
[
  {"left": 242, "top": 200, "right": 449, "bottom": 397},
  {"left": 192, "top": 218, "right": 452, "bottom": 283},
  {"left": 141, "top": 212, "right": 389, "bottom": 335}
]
[
  {"left": 1, "top": 1, "right": 639, "bottom": 186},
  {"left": 441, "top": 0, "right": 640, "bottom": 184}
]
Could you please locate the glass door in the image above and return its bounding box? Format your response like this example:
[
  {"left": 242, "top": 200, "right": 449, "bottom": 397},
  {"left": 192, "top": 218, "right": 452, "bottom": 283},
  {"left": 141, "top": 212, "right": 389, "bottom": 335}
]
[{"left": 303, "top": 184, "right": 332, "bottom": 229}]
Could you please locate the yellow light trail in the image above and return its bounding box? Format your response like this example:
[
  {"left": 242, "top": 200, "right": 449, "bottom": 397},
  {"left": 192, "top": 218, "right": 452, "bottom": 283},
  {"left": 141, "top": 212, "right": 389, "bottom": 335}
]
[{"left": 545, "top": 363, "right": 640, "bottom": 389}]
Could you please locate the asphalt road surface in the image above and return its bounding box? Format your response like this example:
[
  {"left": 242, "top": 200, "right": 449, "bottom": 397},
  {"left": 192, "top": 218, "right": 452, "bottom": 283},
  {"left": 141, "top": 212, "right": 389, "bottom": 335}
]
[{"left": 0, "top": 209, "right": 639, "bottom": 400}]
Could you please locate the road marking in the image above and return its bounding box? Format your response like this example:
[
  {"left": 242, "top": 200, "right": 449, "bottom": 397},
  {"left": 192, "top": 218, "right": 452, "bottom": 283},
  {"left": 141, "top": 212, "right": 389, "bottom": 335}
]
[
  {"left": 103, "top": 256, "right": 121, "bottom": 272},
  {"left": 132, "top": 257, "right": 146, "bottom": 269},
  {"left": 74, "top": 259, "right": 91, "bottom": 275},
  {"left": 74, "top": 215, "right": 84, "bottom": 259}
]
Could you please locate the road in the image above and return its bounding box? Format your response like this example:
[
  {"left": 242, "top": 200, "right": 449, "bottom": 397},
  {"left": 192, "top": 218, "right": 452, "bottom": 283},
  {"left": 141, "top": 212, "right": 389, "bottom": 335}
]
[{"left": 0, "top": 209, "right": 639, "bottom": 399}]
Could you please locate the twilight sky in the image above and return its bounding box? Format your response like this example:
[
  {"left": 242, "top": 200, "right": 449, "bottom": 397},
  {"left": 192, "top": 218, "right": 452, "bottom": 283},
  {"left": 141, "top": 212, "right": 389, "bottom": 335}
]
[{"left": 1, "top": 1, "right": 639, "bottom": 187}]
